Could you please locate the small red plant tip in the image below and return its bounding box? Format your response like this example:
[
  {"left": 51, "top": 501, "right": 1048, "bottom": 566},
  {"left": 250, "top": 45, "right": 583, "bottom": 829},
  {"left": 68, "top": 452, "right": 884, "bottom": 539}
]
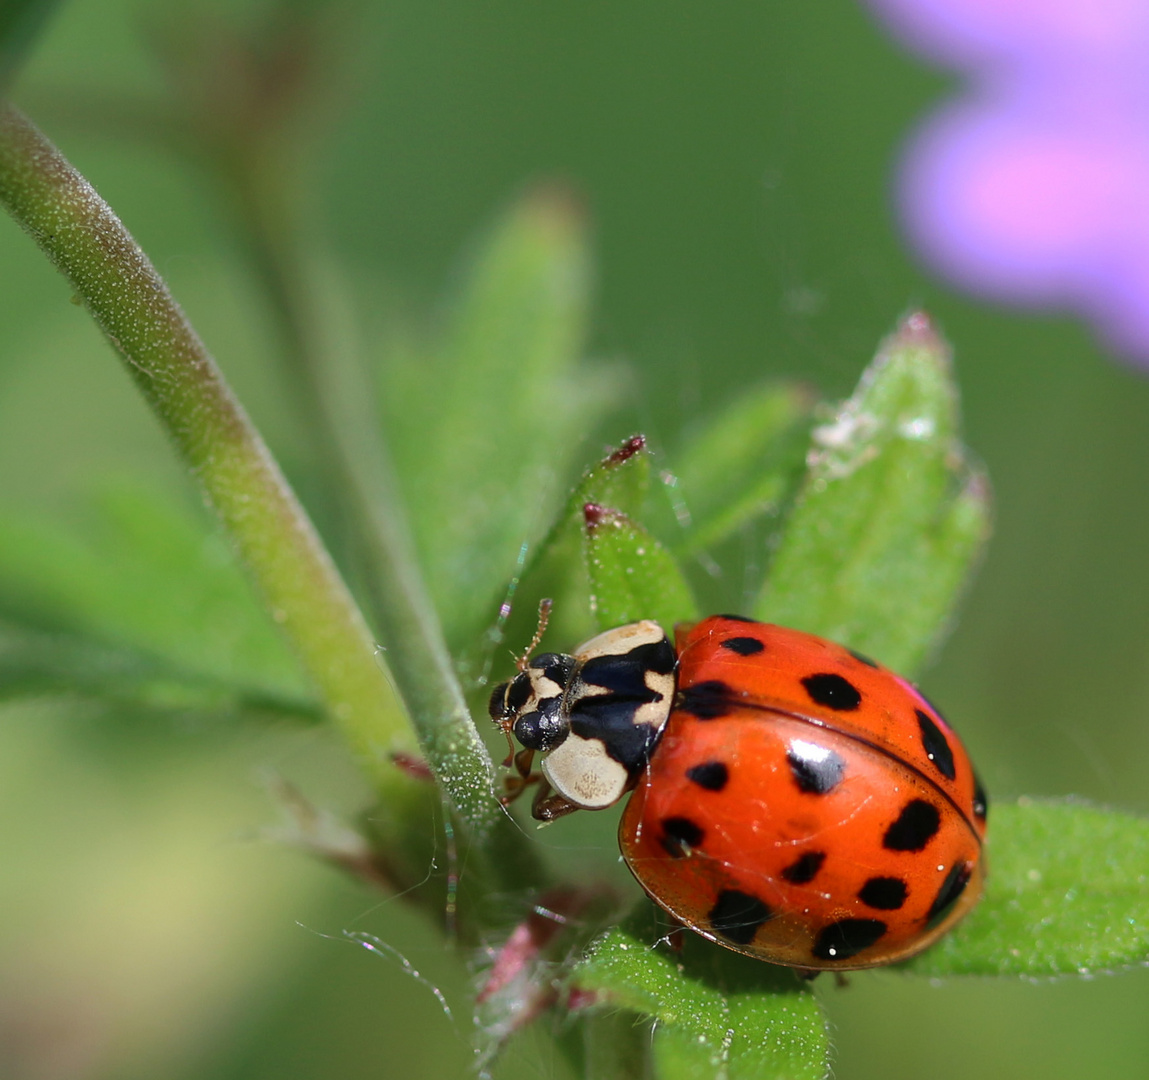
[
  {"left": 565, "top": 986, "right": 602, "bottom": 1011},
  {"left": 607, "top": 434, "right": 646, "bottom": 465},
  {"left": 895, "top": 309, "right": 947, "bottom": 350},
  {"left": 902, "top": 309, "right": 933, "bottom": 335},
  {"left": 391, "top": 752, "right": 435, "bottom": 783},
  {"left": 583, "top": 501, "right": 607, "bottom": 528}
]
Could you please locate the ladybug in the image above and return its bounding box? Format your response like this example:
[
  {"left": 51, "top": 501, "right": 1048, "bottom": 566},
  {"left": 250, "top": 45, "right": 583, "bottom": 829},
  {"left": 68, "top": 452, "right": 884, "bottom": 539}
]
[{"left": 489, "top": 613, "right": 987, "bottom": 970}]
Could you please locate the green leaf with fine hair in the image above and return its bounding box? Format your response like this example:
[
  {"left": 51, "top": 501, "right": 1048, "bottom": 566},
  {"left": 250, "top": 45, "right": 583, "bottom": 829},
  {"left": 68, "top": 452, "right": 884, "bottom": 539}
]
[
  {"left": 0, "top": 484, "right": 308, "bottom": 701},
  {"left": 576, "top": 915, "right": 829, "bottom": 1080},
  {"left": 382, "top": 188, "right": 617, "bottom": 652},
  {"left": 903, "top": 800, "right": 1149, "bottom": 978},
  {"left": 479, "top": 435, "right": 655, "bottom": 678},
  {"left": 671, "top": 381, "right": 814, "bottom": 556},
  {"left": 584, "top": 504, "right": 697, "bottom": 632},
  {"left": 755, "top": 313, "right": 990, "bottom": 676}
]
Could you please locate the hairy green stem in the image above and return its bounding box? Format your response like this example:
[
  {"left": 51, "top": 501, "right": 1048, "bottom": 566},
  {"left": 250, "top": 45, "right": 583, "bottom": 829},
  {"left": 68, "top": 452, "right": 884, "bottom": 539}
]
[{"left": 0, "top": 102, "right": 416, "bottom": 801}]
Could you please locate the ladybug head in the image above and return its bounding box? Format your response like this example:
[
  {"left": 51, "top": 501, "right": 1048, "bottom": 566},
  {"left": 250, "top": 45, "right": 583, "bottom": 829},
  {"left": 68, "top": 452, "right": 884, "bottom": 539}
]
[{"left": 487, "top": 653, "right": 576, "bottom": 753}]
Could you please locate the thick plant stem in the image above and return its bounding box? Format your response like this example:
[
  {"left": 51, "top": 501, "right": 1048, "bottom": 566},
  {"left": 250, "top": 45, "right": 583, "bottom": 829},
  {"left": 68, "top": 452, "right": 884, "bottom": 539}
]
[{"left": 0, "top": 102, "right": 417, "bottom": 803}]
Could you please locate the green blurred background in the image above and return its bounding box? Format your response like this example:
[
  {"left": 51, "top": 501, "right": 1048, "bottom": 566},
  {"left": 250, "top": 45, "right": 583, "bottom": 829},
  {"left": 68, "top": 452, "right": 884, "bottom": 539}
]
[{"left": 3, "top": 0, "right": 1149, "bottom": 1077}]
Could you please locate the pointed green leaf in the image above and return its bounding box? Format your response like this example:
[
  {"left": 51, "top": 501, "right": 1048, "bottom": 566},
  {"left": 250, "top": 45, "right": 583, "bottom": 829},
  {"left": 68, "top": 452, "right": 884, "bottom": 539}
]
[
  {"left": 0, "top": 618, "right": 319, "bottom": 723},
  {"left": 755, "top": 313, "right": 990, "bottom": 676},
  {"left": 584, "top": 503, "right": 697, "bottom": 631},
  {"left": 383, "top": 189, "right": 617, "bottom": 649},
  {"left": 904, "top": 800, "right": 1149, "bottom": 978},
  {"left": 0, "top": 485, "right": 307, "bottom": 698},
  {"left": 671, "top": 382, "right": 814, "bottom": 556},
  {"left": 477, "top": 435, "right": 655, "bottom": 675},
  {"left": 576, "top": 915, "right": 828, "bottom": 1080}
]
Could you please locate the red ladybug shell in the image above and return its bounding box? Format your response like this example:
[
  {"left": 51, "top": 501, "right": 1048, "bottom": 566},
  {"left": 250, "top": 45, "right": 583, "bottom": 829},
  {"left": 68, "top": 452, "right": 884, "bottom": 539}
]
[{"left": 619, "top": 615, "right": 987, "bottom": 970}]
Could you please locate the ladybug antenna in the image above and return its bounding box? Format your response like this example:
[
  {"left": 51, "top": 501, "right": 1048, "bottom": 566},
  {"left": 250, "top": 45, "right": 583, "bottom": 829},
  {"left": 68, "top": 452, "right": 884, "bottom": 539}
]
[{"left": 515, "top": 598, "right": 553, "bottom": 672}]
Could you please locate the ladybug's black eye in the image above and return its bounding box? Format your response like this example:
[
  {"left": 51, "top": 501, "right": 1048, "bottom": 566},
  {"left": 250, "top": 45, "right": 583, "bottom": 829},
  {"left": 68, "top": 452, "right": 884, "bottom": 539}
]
[
  {"left": 506, "top": 672, "right": 533, "bottom": 713},
  {"left": 513, "top": 709, "right": 568, "bottom": 752},
  {"left": 487, "top": 681, "right": 509, "bottom": 721}
]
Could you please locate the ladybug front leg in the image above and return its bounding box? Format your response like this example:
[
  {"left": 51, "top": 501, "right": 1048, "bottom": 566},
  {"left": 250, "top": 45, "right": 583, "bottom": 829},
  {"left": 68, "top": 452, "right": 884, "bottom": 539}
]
[
  {"left": 499, "top": 747, "right": 543, "bottom": 806},
  {"left": 530, "top": 777, "right": 582, "bottom": 823}
]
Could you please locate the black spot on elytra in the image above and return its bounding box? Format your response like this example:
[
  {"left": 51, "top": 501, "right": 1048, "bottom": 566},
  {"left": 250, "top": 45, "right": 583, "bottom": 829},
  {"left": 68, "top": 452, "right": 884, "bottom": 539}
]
[
  {"left": 781, "top": 850, "right": 826, "bottom": 884},
  {"left": 858, "top": 877, "right": 908, "bottom": 911},
  {"left": 787, "top": 742, "right": 846, "bottom": 795},
  {"left": 811, "top": 918, "right": 888, "bottom": 962},
  {"left": 685, "top": 761, "right": 729, "bottom": 791},
  {"left": 801, "top": 673, "right": 862, "bottom": 711},
  {"left": 678, "top": 680, "right": 735, "bottom": 719},
  {"left": 848, "top": 649, "right": 879, "bottom": 668},
  {"left": 721, "top": 636, "right": 765, "bottom": 656},
  {"left": 660, "top": 817, "right": 705, "bottom": 858},
  {"left": 708, "top": 889, "right": 773, "bottom": 945},
  {"left": 972, "top": 772, "right": 989, "bottom": 822},
  {"left": 926, "top": 862, "right": 973, "bottom": 927},
  {"left": 716, "top": 614, "right": 758, "bottom": 624},
  {"left": 915, "top": 708, "right": 956, "bottom": 781},
  {"left": 883, "top": 799, "right": 941, "bottom": 852}
]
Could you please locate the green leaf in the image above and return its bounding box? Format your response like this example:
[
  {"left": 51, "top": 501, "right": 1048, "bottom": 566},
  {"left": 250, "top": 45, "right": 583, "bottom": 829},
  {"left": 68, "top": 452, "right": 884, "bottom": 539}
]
[
  {"left": 671, "top": 381, "right": 814, "bottom": 556},
  {"left": 383, "top": 188, "right": 617, "bottom": 651},
  {"left": 0, "top": 0, "right": 61, "bottom": 91},
  {"left": 0, "top": 617, "right": 318, "bottom": 724},
  {"left": 584, "top": 503, "right": 697, "bottom": 632},
  {"left": 0, "top": 484, "right": 308, "bottom": 699},
  {"left": 576, "top": 915, "right": 829, "bottom": 1080},
  {"left": 755, "top": 312, "right": 990, "bottom": 676},
  {"left": 478, "top": 435, "right": 656, "bottom": 675},
  {"left": 904, "top": 799, "right": 1149, "bottom": 978}
]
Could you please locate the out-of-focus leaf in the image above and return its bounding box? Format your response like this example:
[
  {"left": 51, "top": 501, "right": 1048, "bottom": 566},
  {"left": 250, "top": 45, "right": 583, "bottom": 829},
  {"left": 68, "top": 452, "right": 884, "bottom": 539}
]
[
  {"left": 0, "top": 483, "right": 308, "bottom": 699},
  {"left": 755, "top": 312, "right": 990, "bottom": 676},
  {"left": 0, "top": 0, "right": 61, "bottom": 91},
  {"left": 0, "top": 618, "right": 318, "bottom": 723},
  {"left": 584, "top": 503, "right": 697, "bottom": 632},
  {"left": 904, "top": 799, "right": 1149, "bottom": 978},
  {"left": 670, "top": 382, "right": 814, "bottom": 556},
  {"left": 575, "top": 916, "right": 828, "bottom": 1080},
  {"left": 383, "top": 189, "right": 617, "bottom": 651}
]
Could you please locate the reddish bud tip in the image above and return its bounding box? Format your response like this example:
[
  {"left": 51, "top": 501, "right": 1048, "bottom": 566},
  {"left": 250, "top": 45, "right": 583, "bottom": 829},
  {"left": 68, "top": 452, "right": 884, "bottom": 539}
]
[
  {"left": 607, "top": 434, "right": 646, "bottom": 465},
  {"left": 390, "top": 752, "right": 435, "bottom": 783},
  {"left": 566, "top": 987, "right": 602, "bottom": 1011},
  {"left": 583, "top": 502, "right": 606, "bottom": 527}
]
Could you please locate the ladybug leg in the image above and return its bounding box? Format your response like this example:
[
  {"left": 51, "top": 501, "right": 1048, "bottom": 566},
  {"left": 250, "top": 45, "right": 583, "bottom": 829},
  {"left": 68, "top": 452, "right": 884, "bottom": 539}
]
[
  {"left": 530, "top": 778, "right": 582, "bottom": 823},
  {"left": 500, "top": 748, "right": 544, "bottom": 806}
]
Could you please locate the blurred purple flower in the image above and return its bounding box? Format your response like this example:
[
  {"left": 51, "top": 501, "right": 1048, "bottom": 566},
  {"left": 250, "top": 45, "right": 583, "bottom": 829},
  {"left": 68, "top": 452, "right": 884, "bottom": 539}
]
[{"left": 863, "top": 0, "right": 1149, "bottom": 360}]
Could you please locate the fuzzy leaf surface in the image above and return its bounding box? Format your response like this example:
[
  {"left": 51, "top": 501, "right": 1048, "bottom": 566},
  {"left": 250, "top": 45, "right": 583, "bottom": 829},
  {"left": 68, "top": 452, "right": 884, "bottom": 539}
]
[
  {"left": 671, "top": 381, "right": 814, "bottom": 556},
  {"left": 584, "top": 504, "right": 697, "bottom": 632},
  {"left": 904, "top": 800, "right": 1149, "bottom": 978},
  {"left": 755, "top": 313, "right": 989, "bottom": 676},
  {"left": 482, "top": 436, "right": 655, "bottom": 673},
  {"left": 576, "top": 918, "right": 828, "bottom": 1080}
]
